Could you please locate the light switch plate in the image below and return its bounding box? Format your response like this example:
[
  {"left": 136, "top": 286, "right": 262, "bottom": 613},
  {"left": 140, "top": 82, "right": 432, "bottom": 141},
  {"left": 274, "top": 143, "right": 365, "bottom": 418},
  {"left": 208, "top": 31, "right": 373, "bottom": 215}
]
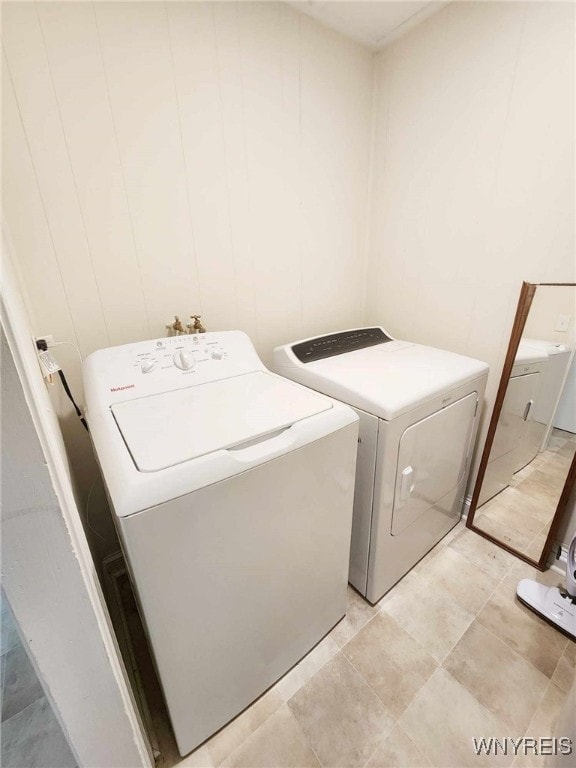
[{"left": 555, "top": 315, "right": 571, "bottom": 333}]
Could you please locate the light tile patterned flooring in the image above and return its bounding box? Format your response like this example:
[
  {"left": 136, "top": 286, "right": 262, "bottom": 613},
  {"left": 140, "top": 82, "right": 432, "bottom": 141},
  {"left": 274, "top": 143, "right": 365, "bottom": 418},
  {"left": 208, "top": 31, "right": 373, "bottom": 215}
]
[
  {"left": 474, "top": 429, "right": 576, "bottom": 559},
  {"left": 0, "top": 591, "right": 76, "bottom": 768},
  {"left": 154, "top": 523, "right": 575, "bottom": 768}
]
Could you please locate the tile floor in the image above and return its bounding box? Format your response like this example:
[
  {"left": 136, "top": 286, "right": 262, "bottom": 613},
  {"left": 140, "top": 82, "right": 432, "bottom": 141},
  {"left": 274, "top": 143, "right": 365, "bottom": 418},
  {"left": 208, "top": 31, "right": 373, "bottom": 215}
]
[
  {"left": 149, "top": 522, "right": 575, "bottom": 768},
  {"left": 0, "top": 591, "right": 76, "bottom": 768},
  {"left": 474, "top": 429, "right": 576, "bottom": 559}
]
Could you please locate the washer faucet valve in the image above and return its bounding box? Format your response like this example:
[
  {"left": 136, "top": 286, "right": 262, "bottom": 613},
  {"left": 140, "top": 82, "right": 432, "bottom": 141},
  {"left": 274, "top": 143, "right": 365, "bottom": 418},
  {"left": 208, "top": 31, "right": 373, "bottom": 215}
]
[
  {"left": 166, "top": 316, "right": 185, "bottom": 336},
  {"left": 187, "top": 315, "right": 206, "bottom": 334}
]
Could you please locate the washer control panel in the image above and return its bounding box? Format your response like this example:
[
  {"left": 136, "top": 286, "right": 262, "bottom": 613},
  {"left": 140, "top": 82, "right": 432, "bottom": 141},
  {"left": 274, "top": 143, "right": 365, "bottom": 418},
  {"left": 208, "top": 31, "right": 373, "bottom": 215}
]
[
  {"left": 83, "top": 330, "right": 265, "bottom": 410},
  {"left": 134, "top": 336, "right": 229, "bottom": 375}
]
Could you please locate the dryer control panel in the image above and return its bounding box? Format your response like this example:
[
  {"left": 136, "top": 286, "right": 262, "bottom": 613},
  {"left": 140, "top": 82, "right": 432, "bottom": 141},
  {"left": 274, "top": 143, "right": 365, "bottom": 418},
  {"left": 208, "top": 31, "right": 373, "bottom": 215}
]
[{"left": 291, "top": 327, "right": 392, "bottom": 363}]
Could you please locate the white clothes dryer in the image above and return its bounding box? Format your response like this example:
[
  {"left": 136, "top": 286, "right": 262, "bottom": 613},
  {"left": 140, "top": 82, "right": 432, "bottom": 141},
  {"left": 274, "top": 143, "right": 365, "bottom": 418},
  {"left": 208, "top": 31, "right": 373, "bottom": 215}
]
[
  {"left": 83, "top": 331, "right": 358, "bottom": 755},
  {"left": 273, "top": 327, "right": 489, "bottom": 604}
]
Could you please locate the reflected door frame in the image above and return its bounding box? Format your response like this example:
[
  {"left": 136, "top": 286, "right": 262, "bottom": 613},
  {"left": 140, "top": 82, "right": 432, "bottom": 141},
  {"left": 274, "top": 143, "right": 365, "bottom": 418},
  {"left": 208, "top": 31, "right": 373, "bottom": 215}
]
[{"left": 467, "top": 281, "right": 576, "bottom": 570}]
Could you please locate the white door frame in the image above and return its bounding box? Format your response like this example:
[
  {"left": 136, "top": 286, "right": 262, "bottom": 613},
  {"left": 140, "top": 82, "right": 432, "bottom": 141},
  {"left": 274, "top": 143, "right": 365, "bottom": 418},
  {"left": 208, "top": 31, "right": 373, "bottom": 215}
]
[{"left": 1, "top": 235, "right": 153, "bottom": 768}]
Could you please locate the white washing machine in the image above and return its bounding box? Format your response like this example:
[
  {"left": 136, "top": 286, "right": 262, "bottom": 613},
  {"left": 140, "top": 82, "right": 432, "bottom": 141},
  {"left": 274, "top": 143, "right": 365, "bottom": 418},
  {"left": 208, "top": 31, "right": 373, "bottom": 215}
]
[
  {"left": 555, "top": 354, "right": 576, "bottom": 434},
  {"left": 273, "top": 327, "right": 489, "bottom": 604},
  {"left": 83, "top": 331, "right": 358, "bottom": 755},
  {"left": 479, "top": 343, "right": 548, "bottom": 506},
  {"left": 521, "top": 338, "right": 573, "bottom": 450}
]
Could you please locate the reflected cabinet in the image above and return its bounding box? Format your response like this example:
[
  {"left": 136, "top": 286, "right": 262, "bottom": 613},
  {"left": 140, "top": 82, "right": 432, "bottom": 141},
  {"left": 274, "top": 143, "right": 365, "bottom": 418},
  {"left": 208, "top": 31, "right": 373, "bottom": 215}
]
[{"left": 467, "top": 282, "right": 576, "bottom": 569}]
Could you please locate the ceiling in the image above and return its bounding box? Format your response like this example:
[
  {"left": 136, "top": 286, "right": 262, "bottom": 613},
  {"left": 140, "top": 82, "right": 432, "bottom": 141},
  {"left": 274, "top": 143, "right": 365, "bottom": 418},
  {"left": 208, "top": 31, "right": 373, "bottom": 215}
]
[{"left": 288, "top": 1, "right": 448, "bottom": 50}]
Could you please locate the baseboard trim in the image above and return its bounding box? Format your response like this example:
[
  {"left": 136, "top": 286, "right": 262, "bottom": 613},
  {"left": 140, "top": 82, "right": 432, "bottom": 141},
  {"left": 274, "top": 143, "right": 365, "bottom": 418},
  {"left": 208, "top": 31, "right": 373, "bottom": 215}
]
[
  {"left": 461, "top": 494, "right": 473, "bottom": 521},
  {"left": 548, "top": 541, "right": 568, "bottom": 575},
  {"left": 460, "top": 496, "right": 568, "bottom": 579}
]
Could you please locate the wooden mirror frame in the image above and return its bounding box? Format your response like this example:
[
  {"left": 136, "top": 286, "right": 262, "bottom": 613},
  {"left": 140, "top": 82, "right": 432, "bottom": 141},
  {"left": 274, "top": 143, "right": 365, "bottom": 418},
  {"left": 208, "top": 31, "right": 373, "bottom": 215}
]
[{"left": 467, "top": 281, "right": 576, "bottom": 570}]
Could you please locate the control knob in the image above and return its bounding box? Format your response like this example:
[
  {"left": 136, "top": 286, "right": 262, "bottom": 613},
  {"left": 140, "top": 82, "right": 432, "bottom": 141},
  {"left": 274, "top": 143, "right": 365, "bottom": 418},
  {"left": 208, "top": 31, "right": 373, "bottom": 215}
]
[
  {"left": 211, "top": 349, "right": 224, "bottom": 360},
  {"left": 174, "top": 350, "right": 195, "bottom": 370},
  {"left": 141, "top": 360, "right": 156, "bottom": 374}
]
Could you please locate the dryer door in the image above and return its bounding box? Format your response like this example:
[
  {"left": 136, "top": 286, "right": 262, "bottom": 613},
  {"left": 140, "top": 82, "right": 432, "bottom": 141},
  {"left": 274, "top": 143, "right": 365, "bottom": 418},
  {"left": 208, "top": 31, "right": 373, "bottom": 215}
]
[{"left": 391, "top": 392, "right": 478, "bottom": 536}]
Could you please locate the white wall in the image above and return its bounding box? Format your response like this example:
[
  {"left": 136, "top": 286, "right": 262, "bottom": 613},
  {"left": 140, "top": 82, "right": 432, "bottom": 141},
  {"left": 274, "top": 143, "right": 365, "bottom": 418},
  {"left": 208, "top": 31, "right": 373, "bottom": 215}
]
[
  {"left": 365, "top": 0, "right": 575, "bottom": 487},
  {"left": 3, "top": 1, "right": 575, "bottom": 550},
  {"left": 2, "top": 1, "right": 373, "bottom": 547},
  {"left": 3, "top": 1, "right": 372, "bottom": 358},
  {"left": 523, "top": 285, "right": 576, "bottom": 348}
]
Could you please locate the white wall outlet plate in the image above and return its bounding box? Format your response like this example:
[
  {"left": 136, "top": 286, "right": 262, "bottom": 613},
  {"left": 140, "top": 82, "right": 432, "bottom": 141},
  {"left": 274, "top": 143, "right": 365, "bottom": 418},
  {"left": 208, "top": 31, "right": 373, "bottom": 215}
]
[
  {"left": 554, "top": 315, "right": 571, "bottom": 333},
  {"left": 35, "top": 334, "right": 54, "bottom": 347}
]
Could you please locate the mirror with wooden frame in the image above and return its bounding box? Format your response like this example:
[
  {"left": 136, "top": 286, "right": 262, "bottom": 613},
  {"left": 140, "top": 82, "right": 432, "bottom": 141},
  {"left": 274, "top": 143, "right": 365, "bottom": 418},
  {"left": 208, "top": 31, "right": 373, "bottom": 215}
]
[{"left": 467, "top": 282, "right": 576, "bottom": 569}]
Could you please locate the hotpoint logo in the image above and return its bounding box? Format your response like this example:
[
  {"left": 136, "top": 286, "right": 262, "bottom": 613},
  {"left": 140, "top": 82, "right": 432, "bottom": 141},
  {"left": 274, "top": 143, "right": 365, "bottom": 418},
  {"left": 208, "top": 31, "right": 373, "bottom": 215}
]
[{"left": 110, "top": 384, "right": 135, "bottom": 393}]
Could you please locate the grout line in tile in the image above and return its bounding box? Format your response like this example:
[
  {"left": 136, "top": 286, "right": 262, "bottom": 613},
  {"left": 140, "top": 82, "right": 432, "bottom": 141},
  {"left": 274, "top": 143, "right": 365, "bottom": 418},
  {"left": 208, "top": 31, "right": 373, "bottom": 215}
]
[
  {"left": 464, "top": 613, "right": 553, "bottom": 711},
  {"left": 376, "top": 573, "right": 477, "bottom": 667},
  {"left": 341, "top": 608, "right": 381, "bottom": 648},
  {"left": 520, "top": 679, "right": 559, "bottom": 741},
  {"left": 0, "top": 694, "right": 49, "bottom": 729},
  {"left": 360, "top": 730, "right": 386, "bottom": 768},
  {"left": 190, "top": 539, "right": 547, "bottom": 768},
  {"left": 338, "top": 650, "right": 388, "bottom": 712},
  {"left": 417, "top": 531, "right": 519, "bottom": 664},
  {"left": 215, "top": 631, "right": 342, "bottom": 762},
  {"left": 469, "top": 551, "right": 515, "bottom": 617},
  {"left": 373, "top": 602, "right": 448, "bottom": 671},
  {"left": 206, "top": 694, "right": 281, "bottom": 767},
  {"left": 546, "top": 637, "right": 570, "bottom": 690},
  {"left": 216, "top": 603, "right": 381, "bottom": 763},
  {"left": 336, "top": 653, "right": 398, "bottom": 768},
  {"left": 306, "top": 736, "right": 323, "bottom": 768},
  {"left": 360, "top": 523, "right": 524, "bottom": 668},
  {"left": 360, "top": 723, "right": 434, "bottom": 768},
  {"left": 219, "top": 700, "right": 322, "bottom": 768},
  {"left": 280, "top": 639, "right": 341, "bottom": 705},
  {"left": 474, "top": 577, "right": 569, "bottom": 684},
  {"left": 522, "top": 516, "right": 554, "bottom": 556},
  {"left": 441, "top": 665, "right": 512, "bottom": 734},
  {"left": 339, "top": 645, "right": 399, "bottom": 726},
  {"left": 430, "top": 555, "right": 526, "bottom": 670},
  {"left": 438, "top": 617, "right": 476, "bottom": 666},
  {"left": 398, "top": 661, "right": 515, "bottom": 750}
]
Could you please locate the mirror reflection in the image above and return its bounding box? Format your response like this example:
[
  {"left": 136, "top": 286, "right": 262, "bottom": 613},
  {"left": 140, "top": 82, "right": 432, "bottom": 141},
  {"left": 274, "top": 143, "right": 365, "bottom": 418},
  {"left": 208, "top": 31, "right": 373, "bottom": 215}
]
[{"left": 474, "top": 285, "right": 576, "bottom": 560}]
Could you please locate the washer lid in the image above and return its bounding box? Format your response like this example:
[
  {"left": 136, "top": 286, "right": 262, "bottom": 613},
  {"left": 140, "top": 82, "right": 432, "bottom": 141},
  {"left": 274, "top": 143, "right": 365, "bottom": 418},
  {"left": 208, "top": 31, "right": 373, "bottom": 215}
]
[
  {"left": 515, "top": 342, "right": 549, "bottom": 365},
  {"left": 111, "top": 371, "right": 331, "bottom": 472},
  {"left": 521, "top": 338, "right": 569, "bottom": 355},
  {"left": 294, "top": 343, "right": 489, "bottom": 420}
]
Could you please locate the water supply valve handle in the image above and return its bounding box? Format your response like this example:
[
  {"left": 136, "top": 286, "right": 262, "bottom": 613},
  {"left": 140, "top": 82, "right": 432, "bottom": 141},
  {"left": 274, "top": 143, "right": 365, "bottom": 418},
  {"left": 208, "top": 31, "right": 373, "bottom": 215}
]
[
  {"left": 166, "top": 316, "right": 185, "bottom": 336},
  {"left": 187, "top": 315, "right": 206, "bottom": 334}
]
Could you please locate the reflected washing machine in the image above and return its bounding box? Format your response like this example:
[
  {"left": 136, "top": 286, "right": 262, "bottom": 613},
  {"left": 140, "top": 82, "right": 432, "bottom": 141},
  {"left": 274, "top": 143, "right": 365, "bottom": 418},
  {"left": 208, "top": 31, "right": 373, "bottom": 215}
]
[
  {"left": 273, "top": 327, "right": 489, "bottom": 603},
  {"left": 521, "top": 338, "right": 573, "bottom": 450},
  {"left": 83, "top": 331, "right": 358, "bottom": 755},
  {"left": 479, "top": 342, "right": 548, "bottom": 506}
]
